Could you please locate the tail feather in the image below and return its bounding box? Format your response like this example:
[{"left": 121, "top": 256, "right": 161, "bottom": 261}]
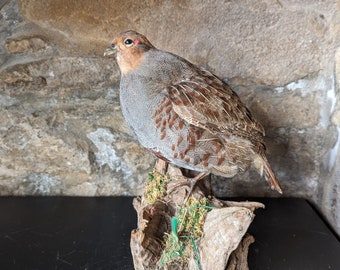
[{"left": 262, "top": 157, "right": 282, "bottom": 194}]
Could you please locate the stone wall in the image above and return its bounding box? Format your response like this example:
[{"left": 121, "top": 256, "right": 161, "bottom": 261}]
[{"left": 0, "top": 0, "right": 339, "bottom": 234}]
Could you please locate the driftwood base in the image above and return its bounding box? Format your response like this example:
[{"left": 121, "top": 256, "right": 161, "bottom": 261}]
[{"left": 130, "top": 160, "right": 264, "bottom": 270}]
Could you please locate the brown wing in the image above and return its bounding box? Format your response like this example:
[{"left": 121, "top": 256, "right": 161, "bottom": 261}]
[{"left": 166, "top": 69, "right": 265, "bottom": 143}]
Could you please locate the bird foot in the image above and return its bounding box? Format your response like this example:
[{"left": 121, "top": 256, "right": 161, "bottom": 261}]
[
  {"left": 154, "top": 159, "right": 211, "bottom": 203},
  {"left": 167, "top": 171, "right": 209, "bottom": 203}
]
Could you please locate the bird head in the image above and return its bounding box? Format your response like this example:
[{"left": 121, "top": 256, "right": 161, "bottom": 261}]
[{"left": 104, "top": 30, "right": 154, "bottom": 74}]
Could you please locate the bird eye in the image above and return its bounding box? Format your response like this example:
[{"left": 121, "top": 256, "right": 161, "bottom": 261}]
[{"left": 124, "top": 38, "right": 134, "bottom": 47}]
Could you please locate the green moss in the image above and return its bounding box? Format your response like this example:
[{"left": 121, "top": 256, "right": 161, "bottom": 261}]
[
  {"left": 177, "top": 197, "right": 211, "bottom": 239},
  {"left": 142, "top": 169, "right": 212, "bottom": 268},
  {"left": 159, "top": 218, "right": 187, "bottom": 268},
  {"left": 158, "top": 197, "right": 212, "bottom": 269},
  {"left": 143, "top": 169, "right": 170, "bottom": 204}
]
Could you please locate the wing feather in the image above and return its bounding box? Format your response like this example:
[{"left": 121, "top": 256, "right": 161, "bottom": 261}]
[{"left": 166, "top": 69, "right": 265, "bottom": 144}]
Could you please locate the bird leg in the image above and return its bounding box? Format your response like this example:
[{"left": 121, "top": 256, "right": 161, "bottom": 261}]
[
  {"left": 167, "top": 170, "right": 210, "bottom": 202},
  {"left": 183, "top": 171, "right": 210, "bottom": 202},
  {"left": 154, "top": 158, "right": 211, "bottom": 202},
  {"left": 154, "top": 158, "right": 168, "bottom": 175}
]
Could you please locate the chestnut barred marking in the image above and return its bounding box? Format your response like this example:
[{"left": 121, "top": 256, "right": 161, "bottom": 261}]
[
  {"left": 180, "top": 152, "right": 186, "bottom": 159},
  {"left": 178, "top": 120, "right": 184, "bottom": 130},
  {"left": 165, "top": 106, "right": 172, "bottom": 114},
  {"left": 168, "top": 113, "right": 179, "bottom": 129},
  {"left": 217, "top": 157, "right": 225, "bottom": 166},
  {"left": 177, "top": 136, "right": 183, "bottom": 145},
  {"left": 211, "top": 140, "right": 223, "bottom": 154},
  {"left": 202, "top": 153, "right": 210, "bottom": 161}
]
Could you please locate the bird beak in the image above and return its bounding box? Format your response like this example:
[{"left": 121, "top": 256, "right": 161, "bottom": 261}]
[{"left": 104, "top": 44, "right": 116, "bottom": 57}]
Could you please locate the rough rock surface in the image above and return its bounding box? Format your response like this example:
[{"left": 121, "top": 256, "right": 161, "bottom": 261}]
[{"left": 0, "top": 0, "right": 339, "bottom": 234}]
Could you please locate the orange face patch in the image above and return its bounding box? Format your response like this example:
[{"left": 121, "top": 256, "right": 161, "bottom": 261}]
[
  {"left": 116, "top": 46, "right": 144, "bottom": 74},
  {"left": 110, "top": 33, "right": 153, "bottom": 74}
]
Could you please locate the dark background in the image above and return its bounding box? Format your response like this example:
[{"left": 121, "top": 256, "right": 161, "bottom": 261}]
[{"left": 0, "top": 197, "right": 338, "bottom": 270}]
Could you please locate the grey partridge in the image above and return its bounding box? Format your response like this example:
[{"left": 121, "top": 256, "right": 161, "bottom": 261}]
[{"left": 104, "top": 30, "right": 282, "bottom": 194}]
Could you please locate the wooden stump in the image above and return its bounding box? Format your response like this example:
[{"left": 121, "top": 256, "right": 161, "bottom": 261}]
[{"left": 130, "top": 160, "right": 264, "bottom": 270}]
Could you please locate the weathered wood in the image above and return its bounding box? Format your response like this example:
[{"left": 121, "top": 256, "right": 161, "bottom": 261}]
[
  {"left": 130, "top": 160, "right": 263, "bottom": 270},
  {"left": 226, "top": 235, "right": 255, "bottom": 270}
]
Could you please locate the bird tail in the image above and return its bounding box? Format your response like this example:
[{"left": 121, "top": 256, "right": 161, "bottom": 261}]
[{"left": 262, "top": 156, "right": 282, "bottom": 194}]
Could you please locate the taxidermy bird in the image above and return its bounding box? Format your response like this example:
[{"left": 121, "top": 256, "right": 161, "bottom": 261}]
[{"left": 104, "top": 30, "right": 282, "bottom": 194}]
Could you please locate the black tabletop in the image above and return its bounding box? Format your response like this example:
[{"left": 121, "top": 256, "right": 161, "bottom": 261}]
[{"left": 0, "top": 197, "right": 338, "bottom": 270}]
